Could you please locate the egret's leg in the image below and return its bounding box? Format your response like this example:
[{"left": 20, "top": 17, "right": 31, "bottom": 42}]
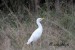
[
  {"left": 31, "top": 42, "right": 33, "bottom": 45},
  {"left": 39, "top": 38, "right": 42, "bottom": 49},
  {"left": 32, "top": 42, "right": 36, "bottom": 50}
]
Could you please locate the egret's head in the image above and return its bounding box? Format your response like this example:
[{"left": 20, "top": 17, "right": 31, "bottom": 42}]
[{"left": 37, "top": 18, "right": 44, "bottom": 22}]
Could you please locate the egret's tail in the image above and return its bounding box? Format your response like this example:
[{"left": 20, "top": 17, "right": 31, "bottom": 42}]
[
  {"left": 26, "top": 41, "right": 30, "bottom": 45},
  {"left": 26, "top": 40, "right": 32, "bottom": 45}
]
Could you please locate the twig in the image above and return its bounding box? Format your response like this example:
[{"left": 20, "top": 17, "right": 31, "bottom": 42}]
[{"left": 1, "top": 0, "right": 13, "bottom": 13}]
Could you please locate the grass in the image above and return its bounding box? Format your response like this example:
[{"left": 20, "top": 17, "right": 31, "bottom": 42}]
[{"left": 0, "top": 7, "right": 75, "bottom": 50}]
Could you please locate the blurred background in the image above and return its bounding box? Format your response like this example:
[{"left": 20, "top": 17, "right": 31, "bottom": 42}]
[{"left": 0, "top": 0, "right": 75, "bottom": 50}]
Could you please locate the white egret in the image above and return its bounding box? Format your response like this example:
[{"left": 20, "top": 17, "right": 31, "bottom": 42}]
[{"left": 26, "top": 18, "right": 44, "bottom": 45}]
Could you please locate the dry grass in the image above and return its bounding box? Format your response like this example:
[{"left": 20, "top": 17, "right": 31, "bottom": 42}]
[
  {"left": 0, "top": 15, "right": 75, "bottom": 50},
  {"left": 0, "top": 6, "right": 75, "bottom": 50},
  {"left": 0, "top": 0, "right": 75, "bottom": 50}
]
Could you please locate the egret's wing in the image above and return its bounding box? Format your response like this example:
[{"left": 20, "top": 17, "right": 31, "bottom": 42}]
[
  {"left": 26, "top": 29, "right": 38, "bottom": 44},
  {"left": 27, "top": 28, "right": 42, "bottom": 45}
]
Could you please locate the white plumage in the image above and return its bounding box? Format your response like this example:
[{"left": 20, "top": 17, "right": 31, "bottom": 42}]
[{"left": 26, "top": 18, "right": 44, "bottom": 45}]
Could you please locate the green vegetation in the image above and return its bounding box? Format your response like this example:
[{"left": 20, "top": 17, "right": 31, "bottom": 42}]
[{"left": 0, "top": 0, "right": 75, "bottom": 50}]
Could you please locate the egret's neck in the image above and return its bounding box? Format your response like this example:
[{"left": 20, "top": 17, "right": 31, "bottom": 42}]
[{"left": 36, "top": 21, "right": 42, "bottom": 28}]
